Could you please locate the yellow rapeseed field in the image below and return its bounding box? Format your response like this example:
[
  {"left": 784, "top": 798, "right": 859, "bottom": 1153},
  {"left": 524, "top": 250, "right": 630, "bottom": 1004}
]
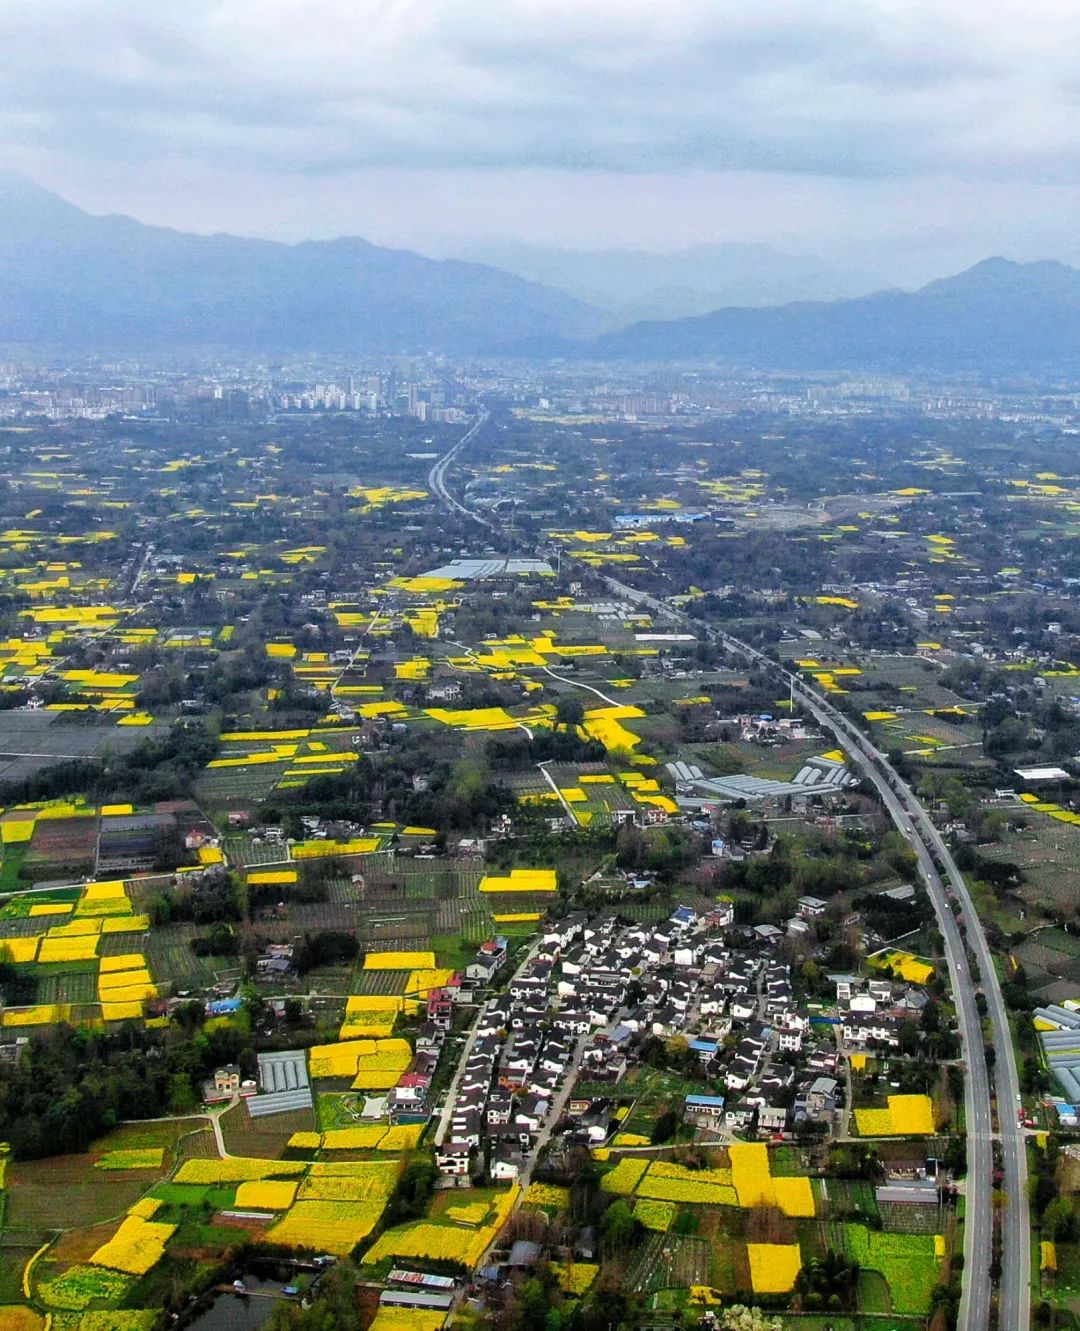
[
  {"left": 89, "top": 1214, "right": 176, "bottom": 1275},
  {"left": 870, "top": 949, "right": 934, "bottom": 985},
  {"left": 268, "top": 1200, "right": 385, "bottom": 1255},
  {"left": 95, "top": 1149, "right": 163, "bottom": 1171},
  {"left": 99, "top": 968, "right": 153, "bottom": 991},
  {"left": 1, "top": 1004, "right": 67, "bottom": 1027},
  {"left": 599, "top": 1157, "right": 649, "bottom": 1195},
  {"left": 319, "top": 1125, "right": 387, "bottom": 1150},
  {"left": 300, "top": 1161, "right": 399, "bottom": 1203},
  {"left": 0, "top": 936, "right": 40, "bottom": 963},
  {"left": 174, "top": 1158, "right": 305, "bottom": 1185},
  {"left": 48, "top": 918, "right": 103, "bottom": 937},
  {"left": 636, "top": 1159, "right": 739, "bottom": 1207},
  {"left": 338, "top": 1016, "right": 396, "bottom": 1038},
  {"left": 524, "top": 1182, "right": 570, "bottom": 1209},
  {"left": 101, "top": 915, "right": 150, "bottom": 933},
  {"left": 364, "top": 951, "right": 436, "bottom": 970},
  {"left": 99, "top": 953, "right": 146, "bottom": 973},
  {"left": 81, "top": 880, "right": 129, "bottom": 902},
  {"left": 378, "top": 1124, "right": 424, "bottom": 1151},
  {"left": 307, "top": 1036, "right": 411, "bottom": 1083},
  {"left": 293, "top": 838, "right": 380, "bottom": 858},
  {"left": 580, "top": 705, "right": 645, "bottom": 752},
  {"left": 129, "top": 1197, "right": 164, "bottom": 1219},
  {"left": 478, "top": 868, "right": 556, "bottom": 893},
  {"left": 0, "top": 820, "right": 34, "bottom": 844},
  {"left": 98, "top": 983, "right": 156, "bottom": 1004},
  {"left": 556, "top": 1263, "right": 598, "bottom": 1295},
  {"left": 747, "top": 1243, "right": 802, "bottom": 1293},
  {"left": 340, "top": 994, "right": 402, "bottom": 1039},
  {"left": 364, "top": 1220, "right": 487, "bottom": 1268},
  {"left": 38, "top": 935, "right": 98, "bottom": 963},
  {"left": 343, "top": 994, "right": 405, "bottom": 1011},
  {"left": 854, "top": 1094, "right": 935, "bottom": 1136},
  {"left": 402, "top": 968, "right": 454, "bottom": 1014},
  {"left": 633, "top": 1199, "right": 676, "bottom": 1231},
  {"left": 729, "top": 1144, "right": 815, "bottom": 1216},
  {"left": 367, "top": 1307, "right": 447, "bottom": 1331},
  {"left": 364, "top": 1185, "right": 518, "bottom": 1270},
  {"left": 446, "top": 1200, "right": 491, "bottom": 1225},
  {"left": 352, "top": 1039, "right": 413, "bottom": 1090},
  {"left": 234, "top": 1180, "right": 299, "bottom": 1210},
  {"left": 612, "top": 1133, "right": 651, "bottom": 1147}
]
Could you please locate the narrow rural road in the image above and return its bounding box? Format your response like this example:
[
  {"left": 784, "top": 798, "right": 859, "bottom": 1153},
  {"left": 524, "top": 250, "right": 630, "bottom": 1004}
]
[
  {"left": 540, "top": 664, "right": 618, "bottom": 707},
  {"left": 518, "top": 1029, "right": 591, "bottom": 1193}
]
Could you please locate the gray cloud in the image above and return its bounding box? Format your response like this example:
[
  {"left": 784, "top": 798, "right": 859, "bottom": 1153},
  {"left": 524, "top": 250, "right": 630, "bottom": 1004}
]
[
  {"left": 2, "top": 0, "right": 1079, "bottom": 266},
  {"left": 0, "top": 0, "right": 1074, "bottom": 176}
]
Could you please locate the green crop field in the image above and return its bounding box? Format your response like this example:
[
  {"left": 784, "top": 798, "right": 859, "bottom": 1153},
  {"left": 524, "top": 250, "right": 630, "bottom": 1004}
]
[{"left": 839, "top": 1226, "right": 941, "bottom": 1315}]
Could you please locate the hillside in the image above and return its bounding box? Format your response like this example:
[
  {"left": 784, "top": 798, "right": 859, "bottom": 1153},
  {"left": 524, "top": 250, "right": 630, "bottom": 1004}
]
[
  {"left": 0, "top": 176, "right": 604, "bottom": 355},
  {"left": 578, "top": 257, "right": 1080, "bottom": 372}
]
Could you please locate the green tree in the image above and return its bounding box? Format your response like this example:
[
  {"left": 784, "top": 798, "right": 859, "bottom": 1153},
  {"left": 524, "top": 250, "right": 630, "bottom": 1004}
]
[
  {"left": 167, "top": 1071, "right": 196, "bottom": 1115},
  {"left": 651, "top": 1109, "right": 678, "bottom": 1144},
  {"left": 600, "top": 1198, "right": 641, "bottom": 1251},
  {"left": 1043, "top": 1194, "right": 1077, "bottom": 1241},
  {"left": 555, "top": 696, "right": 585, "bottom": 732}
]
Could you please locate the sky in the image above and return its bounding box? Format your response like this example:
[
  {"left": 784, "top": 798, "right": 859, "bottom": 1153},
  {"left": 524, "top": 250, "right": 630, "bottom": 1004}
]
[{"left": 3, "top": 0, "right": 1080, "bottom": 282}]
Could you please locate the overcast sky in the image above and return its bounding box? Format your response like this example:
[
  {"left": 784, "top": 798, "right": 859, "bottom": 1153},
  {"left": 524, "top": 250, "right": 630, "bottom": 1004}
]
[{"left": 3, "top": 0, "right": 1080, "bottom": 279}]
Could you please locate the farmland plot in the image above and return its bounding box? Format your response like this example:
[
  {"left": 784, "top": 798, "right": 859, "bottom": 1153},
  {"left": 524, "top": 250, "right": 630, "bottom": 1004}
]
[
  {"left": 25, "top": 815, "right": 98, "bottom": 878},
  {"left": 222, "top": 835, "right": 290, "bottom": 867},
  {"left": 279, "top": 899, "right": 358, "bottom": 932},
  {"left": 34, "top": 969, "right": 97, "bottom": 1004},
  {"left": 220, "top": 1099, "right": 315, "bottom": 1159},
  {"left": 981, "top": 820, "right": 1080, "bottom": 917},
  {"left": 353, "top": 969, "right": 410, "bottom": 997},
  {"left": 0, "top": 712, "right": 161, "bottom": 786},
  {"left": 6, "top": 1121, "right": 195, "bottom": 1236},
  {"left": 631, "top": 1233, "right": 712, "bottom": 1296}
]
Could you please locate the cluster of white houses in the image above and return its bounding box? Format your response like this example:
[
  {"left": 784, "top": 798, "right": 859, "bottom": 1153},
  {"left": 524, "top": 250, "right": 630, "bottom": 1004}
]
[
  {"left": 832, "top": 973, "right": 931, "bottom": 1050},
  {"left": 434, "top": 903, "right": 940, "bottom": 1174}
]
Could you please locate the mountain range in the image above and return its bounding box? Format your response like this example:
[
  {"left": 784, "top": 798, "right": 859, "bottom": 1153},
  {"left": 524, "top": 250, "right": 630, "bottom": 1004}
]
[
  {"left": 0, "top": 175, "right": 604, "bottom": 355},
  {"left": 1, "top": 176, "right": 1078, "bottom": 373},
  {"left": 453, "top": 240, "right": 862, "bottom": 322},
  {"left": 572, "top": 257, "right": 1080, "bottom": 372}
]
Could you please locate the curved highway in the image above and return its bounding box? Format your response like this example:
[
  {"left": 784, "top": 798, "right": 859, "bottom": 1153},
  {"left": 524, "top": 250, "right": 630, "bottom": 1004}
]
[
  {"left": 428, "top": 428, "right": 1029, "bottom": 1331},
  {"left": 603, "top": 576, "right": 1027, "bottom": 1331},
  {"left": 774, "top": 650, "right": 1025, "bottom": 1331},
  {"left": 427, "top": 411, "right": 491, "bottom": 523}
]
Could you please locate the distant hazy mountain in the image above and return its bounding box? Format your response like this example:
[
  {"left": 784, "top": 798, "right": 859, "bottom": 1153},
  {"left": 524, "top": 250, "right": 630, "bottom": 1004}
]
[
  {"left": 0, "top": 176, "right": 605, "bottom": 355},
  {"left": 566, "top": 258, "right": 1080, "bottom": 372},
  {"left": 455, "top": 241, "right": 863, "bottom": 321}
]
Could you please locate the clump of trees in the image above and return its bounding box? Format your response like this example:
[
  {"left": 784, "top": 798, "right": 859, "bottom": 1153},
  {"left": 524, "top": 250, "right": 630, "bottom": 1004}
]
[
  {"left": 795, "top": 1250, "right": 860, "bottom": 1310},
  {"left": 0, "top": 1017, "right": 252, "bottom": 1158},
  {"left": 0, "top": 720, "right": 219, "bottom": 805}
]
